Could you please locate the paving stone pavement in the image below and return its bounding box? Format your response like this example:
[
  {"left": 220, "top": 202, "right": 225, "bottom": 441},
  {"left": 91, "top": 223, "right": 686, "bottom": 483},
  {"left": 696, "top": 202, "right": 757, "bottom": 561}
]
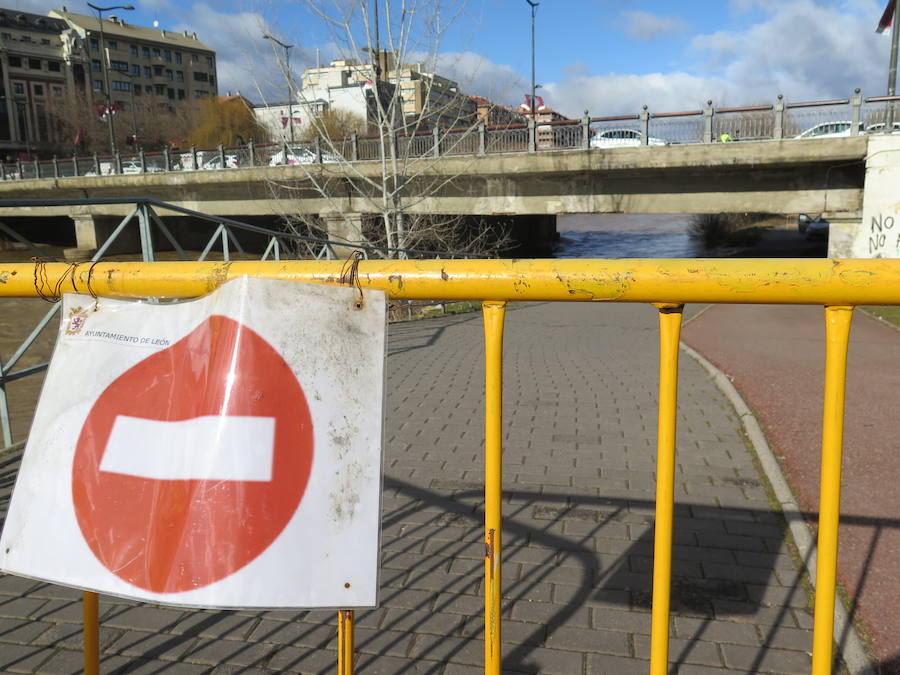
[{"left": 0, "top": 301, "right": 825, "bottom": 674}]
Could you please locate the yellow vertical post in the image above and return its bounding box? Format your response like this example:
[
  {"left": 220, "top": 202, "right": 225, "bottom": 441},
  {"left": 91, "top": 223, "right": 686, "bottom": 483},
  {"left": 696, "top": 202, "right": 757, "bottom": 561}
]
[
  {"left": 83, "top": 591, "right": 99, "bottom": 675},
  {"left": 649, "top": 304, "right": 684, "bottom": 675},
  {"left": 811, "top": 305, "right": 853, "bottom": 675},
  {"left": 338, "top": 609, "right": 355, "bottom": 675},
  {"left": 482, "top": 300, "right": 506, "bottom": 675}
]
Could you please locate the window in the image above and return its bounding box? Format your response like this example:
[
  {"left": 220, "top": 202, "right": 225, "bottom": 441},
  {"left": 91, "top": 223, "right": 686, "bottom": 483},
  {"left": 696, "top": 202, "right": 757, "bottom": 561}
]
[
  {"left": 107, "top": 40, "right": 117, "bottom": 49},
  {"left": 190, "top": 53, "right": 198, "bottom": 62},
  {"left": 133, "top": 85, "right": 141, "bottom": 96},
  {"left": 165, "top": 69, "right": 173, "bottom": 81},
  {"left": 142, "top": 46, "right": 149, "bottom": 59},
  {"left": 164, "top": 49, "right": 172, "bottom": 62},
  {"left": 177, "top": 88, "right": 185, "bottom": 100},
  {"left": 193, "top": 89, "right": 208, "bottom": 97},
  {"left": 154, "top": 84, "right": 164, "bottom": 95},
  {"left": 8, "top": 56, "right": 20, "bottom": 67},
  {"left": 205, "top": 56, "right": 213, "bottom": 68},
  {"left": 209, "top": 75, "right": 215, "bottom": 87},
  {"left": 20, "top": 35, "right": 30, "bottom": 43},
  {"left": 132, "top": 64, "right": 140, "bottom": 77},
  {"left": 1, "top": 33, "right": 10, "bottom": 40},
  {"left": 193, "top": 71, "right": 208, "bottom": 82},
  {"left": 143, "top": 66, "right": 151, "bottom": 78},
  {"left": 13, "top": 82, "right": 23, "bottom": 95},
  {"left": 93, "top": 79, "right": 103, "bottom": 91},
  {"left": 167, "top": 87, "right": 174, "bottom": 99},
  {"left": 52, "top": 86, "right": 62, "bottom": 97},
  {"left": 28, "top": 58, "right": 40, "bottom": 70},
  {"left": 33, "top": 84, "right": 43, "bottom": 96},
  {"left": 91, "top": 59, "right": 101, "bottom": 72},
  {"left": 48, "top": 61, "right": 61, "bottom": 72},
  {"left": 110, "top": 60, "right": 128, "bottom": 71},
  {"left": 41, "top": 38, "right": 50, "bottom": 45},
  {"left": 90, "top": 37, "right": 99, "bottom": 50},
  {"left": 175, "top": 70, "right": 183, "bottom": 82},
  {"left": 112, "top": 81, "right": 130, "bottom": 91},
  {"left": 153, "top": 65, "right": 163, "bottom": 76},
  {"left": 130, "top": 44, "right": 138, "bottom": 56},
  {"left": 175, "top": 52, "right": 182, "bottom": 64},
  {"left": 152, "top": 47, "right": 160, "bottom": 57}
]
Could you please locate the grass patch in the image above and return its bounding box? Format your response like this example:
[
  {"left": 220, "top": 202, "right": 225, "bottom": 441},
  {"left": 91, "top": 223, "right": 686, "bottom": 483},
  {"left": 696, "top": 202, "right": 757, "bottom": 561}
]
[{"left": 860, "top": 306, "right": 900, "bottom": 329}]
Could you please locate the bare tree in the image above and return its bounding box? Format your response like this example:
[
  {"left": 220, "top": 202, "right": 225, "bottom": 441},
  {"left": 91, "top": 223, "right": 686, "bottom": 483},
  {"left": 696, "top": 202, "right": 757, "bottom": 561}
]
[{"left": 261, "top": 0, "right": 512, "bottom": 258}]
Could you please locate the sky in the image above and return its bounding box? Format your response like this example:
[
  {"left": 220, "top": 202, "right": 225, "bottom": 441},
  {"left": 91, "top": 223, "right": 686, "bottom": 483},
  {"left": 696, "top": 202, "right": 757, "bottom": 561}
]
[{"left": 8, "top": 0, "right": 898, "bottom": 117}]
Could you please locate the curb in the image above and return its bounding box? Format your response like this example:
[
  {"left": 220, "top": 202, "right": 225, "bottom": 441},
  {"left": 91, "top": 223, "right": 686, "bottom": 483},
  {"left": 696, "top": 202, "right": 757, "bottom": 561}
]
[{"left": 680, "top": 341, "right": 876, "bottom": 675}]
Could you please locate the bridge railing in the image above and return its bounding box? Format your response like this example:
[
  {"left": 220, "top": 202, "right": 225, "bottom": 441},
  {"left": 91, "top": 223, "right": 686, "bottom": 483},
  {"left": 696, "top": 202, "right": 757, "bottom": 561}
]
[
  {"left": 3, "top": 91, "right": 900, "bottom": 181},
  {"left": 0, "top": 258, "right": 895, "bottom": 675}
]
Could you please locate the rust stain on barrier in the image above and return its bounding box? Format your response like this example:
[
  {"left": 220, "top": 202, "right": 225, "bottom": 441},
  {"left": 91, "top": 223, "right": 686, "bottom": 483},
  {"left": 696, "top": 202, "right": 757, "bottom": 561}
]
[
  {"left": 485, "top": 528, "right": 496, "bottom": 577},
  {"left": 387, "top": 273, "right": 403, "bottom": 290},
  {"left": 839, "top": 269, "right": 877, "bottom": 286},
  {"left": 440, "top": 268, "right": 449, "bottom": 281},
  {"left": 207, "top": 263, "right": 232, "bottom": 294}
]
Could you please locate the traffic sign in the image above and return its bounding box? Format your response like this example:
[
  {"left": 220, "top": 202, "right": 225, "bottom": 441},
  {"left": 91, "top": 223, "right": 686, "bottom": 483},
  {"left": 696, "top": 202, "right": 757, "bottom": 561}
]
[{"left": 0, "top": 278, "right": 386, "bottom": 608}]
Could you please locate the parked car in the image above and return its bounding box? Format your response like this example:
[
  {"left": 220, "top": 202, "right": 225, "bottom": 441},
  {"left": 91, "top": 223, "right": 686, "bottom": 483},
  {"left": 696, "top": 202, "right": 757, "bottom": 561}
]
[
  {"left": 590, "top": 128, "right": 667, "bottom": 148},
  {"left": 795, "top": 121, "right": 864, "bottom": 139},
  {"left": 268, "top": 147, "right": 340, "bottom": 166},
  {"left": 200, "top": 154, "right": 239, "bottom": 170}
]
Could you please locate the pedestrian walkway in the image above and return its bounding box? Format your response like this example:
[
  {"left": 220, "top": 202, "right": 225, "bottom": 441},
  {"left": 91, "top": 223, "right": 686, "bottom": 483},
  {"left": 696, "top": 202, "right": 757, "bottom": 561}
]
[
  {"left": 684, "top": 304, "right": 900, "bottom": 674},
  {"left": 1, "top": 302, "right": 822, "bottom": 673}
]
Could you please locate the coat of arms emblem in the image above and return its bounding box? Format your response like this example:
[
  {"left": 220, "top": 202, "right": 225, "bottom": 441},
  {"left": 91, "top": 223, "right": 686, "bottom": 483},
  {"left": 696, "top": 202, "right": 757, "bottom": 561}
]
[{"left": 66, "top": 306, "right": 89, "bottom": 335}]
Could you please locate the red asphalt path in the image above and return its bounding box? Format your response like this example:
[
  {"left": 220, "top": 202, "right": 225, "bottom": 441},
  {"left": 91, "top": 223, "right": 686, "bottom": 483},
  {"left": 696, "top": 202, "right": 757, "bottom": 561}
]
[{"left": 683, "top": 304, "right": 900, "bottom": 672}]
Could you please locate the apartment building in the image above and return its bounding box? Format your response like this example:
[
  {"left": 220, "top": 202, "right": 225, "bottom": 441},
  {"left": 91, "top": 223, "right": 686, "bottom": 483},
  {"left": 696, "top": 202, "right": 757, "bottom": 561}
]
[
  {"left": 0, "top": 9, "right": 73, "bottom": 156},
  {"left": 49, "top": 10, "right": 217, "bottom": 108}
]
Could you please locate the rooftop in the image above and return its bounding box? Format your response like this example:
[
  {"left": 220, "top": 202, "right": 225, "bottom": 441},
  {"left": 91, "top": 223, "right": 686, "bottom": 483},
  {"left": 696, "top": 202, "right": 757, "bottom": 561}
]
[{"left": 49, "top": 10, "right": 214, "bottom": 52}]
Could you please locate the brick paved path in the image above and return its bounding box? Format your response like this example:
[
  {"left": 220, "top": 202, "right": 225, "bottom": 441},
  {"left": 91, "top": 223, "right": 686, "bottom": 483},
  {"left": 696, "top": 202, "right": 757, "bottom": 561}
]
[{"left": 0, "top": 302, "right": 821, "bottom": 673}]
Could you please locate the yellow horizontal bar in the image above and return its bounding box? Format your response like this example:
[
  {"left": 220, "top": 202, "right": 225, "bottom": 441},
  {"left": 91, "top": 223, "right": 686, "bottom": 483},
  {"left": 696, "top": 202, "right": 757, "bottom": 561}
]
[{"left": 3, "top": 259, "right": 900, "bottom": 305}]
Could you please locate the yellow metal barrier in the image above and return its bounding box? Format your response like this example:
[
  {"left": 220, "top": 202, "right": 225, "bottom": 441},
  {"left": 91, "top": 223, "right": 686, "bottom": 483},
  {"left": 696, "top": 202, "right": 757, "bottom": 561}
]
[{"left": 0, "top": 258, "right": 893, "bottom": 675}]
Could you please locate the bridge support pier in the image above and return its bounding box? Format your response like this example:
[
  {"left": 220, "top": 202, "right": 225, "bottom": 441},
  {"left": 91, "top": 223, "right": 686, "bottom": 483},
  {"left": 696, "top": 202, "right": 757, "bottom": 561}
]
[
  {"left": 66, "top": 213, "right": 140, "bottom": 260},
  {"left": 321, "top": 212, "right": 365, "bottom": 257}
]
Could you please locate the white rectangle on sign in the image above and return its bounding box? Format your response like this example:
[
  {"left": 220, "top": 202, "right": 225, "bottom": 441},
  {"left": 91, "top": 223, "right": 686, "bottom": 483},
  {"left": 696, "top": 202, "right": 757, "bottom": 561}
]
[{"left": 101, "top": 414, "right": 276, "bottom": 481}]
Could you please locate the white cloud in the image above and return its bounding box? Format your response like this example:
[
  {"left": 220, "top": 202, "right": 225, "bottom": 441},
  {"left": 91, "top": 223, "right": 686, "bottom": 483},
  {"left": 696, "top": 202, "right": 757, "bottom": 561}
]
[
  {"left": 540, "top": 0, "right": 893, "bottom": 118},
  {"left": 434, "top": 51, "right": 528, "bottom": 104},
  {"left": 622, "top": 10, "right": 687, "bottom": 41}
]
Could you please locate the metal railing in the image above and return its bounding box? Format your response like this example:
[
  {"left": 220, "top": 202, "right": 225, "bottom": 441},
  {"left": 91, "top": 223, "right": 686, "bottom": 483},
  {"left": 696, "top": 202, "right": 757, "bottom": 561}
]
[
  {"left": 0, "top": 198, "right": 471, "bottom": 451},
  {"left": 1, "top": 258, "right": 897, "bottom": 675},
  {"left": 5, "top": 90, "right": 896, "bottom": 182}
]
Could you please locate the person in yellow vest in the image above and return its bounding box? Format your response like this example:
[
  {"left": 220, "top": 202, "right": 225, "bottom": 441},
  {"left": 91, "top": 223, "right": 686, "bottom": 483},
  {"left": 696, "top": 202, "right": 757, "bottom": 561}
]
[{"left": 720, "top": 131, "right": 733, "bottom": 143}]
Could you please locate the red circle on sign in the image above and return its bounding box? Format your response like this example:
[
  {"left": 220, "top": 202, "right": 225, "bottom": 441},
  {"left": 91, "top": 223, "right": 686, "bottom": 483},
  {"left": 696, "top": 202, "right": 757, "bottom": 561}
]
[{"left": 72, "top": 315, "right": 314, "bottom": 594}]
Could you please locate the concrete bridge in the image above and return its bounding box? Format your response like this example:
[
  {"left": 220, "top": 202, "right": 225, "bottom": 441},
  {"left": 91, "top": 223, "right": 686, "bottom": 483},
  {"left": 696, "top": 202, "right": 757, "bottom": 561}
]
[{"left": 0, "top": 134, "right": 893, "bottom": 257}]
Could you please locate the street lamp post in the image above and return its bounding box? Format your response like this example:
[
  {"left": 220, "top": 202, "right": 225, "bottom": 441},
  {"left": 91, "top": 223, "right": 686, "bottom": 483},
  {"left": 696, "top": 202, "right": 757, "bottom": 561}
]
[
  {"left": 525, "top": 0, "right": 539, "bottom": 119},
  {"left": 263, "top": 34, "right": 295, "bottom": 146},
  {"left": 87, "top": 3, "right": 134, "bottom": 158}
]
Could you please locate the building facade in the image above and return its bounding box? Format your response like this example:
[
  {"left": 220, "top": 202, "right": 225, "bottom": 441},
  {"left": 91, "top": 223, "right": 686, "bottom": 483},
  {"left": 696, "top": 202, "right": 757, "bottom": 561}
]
[
  {"left": 50, "top": 10, "right": 217, "bottom": 109},
  {"left": 0, "top": 9, "right": 73, "bottom": 157}
]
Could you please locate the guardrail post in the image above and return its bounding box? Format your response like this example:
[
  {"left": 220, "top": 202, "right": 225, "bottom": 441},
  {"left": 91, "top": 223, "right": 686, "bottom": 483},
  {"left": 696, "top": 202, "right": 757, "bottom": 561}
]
[
  {"left": 92, "top": 153, "right": 99, "bottom": 176},
  {"left": 351, "top": 132, "right": 359, "bottom": 161},
  {"left": 114, "top": 152, "right": 122, "bottom": 175},
  {"left": 139, "top": 149, "right": 146, "bottom": 173},
  {"left": 528, "top": 117, "right": 536, "bottom": 152},
  {"left": 247, "top": 138, "right": 255, "bottom": 167},
  {"left": 581, "top": 110, "right": 590, "bottom": 149},
  {"left": 774, "top": 95, "right": 785, "bottom": 140},
  {"left": 34, "top": 158, "right": 40, "bottom": 179},
  {"left": 313, "top": 137, "right": 321, "bottom": 163},
  {"left": 218, "top": 143, "right": 226, "bottom": 168},
  {"left": 641, "top": 105, "right": 650, "bottom": 146},
  {"left": 190, "top": 146, "right": 198, "bottom": 171},
  {"left": 52, "top": 155, "right": 59, "bottom": 178},
  {"left": 478, "top": 122, "right": 486, "bottom": 156},
  {"left": 704, "top": 100, "right": 714, "bottom": 143},
  {"left": 850, "top": 88, "right": 862, "bottom": 136},
  {"left": 2, "top": 161, "right": 8, "bottom": 180},
  {"left": 432, "top": 126, "right": 440, "bottom": 157},
  {"left": 72, "top": 154, "right": 79, "bottom": 177},
  {"left": 163, "top": 146, "right": 171, "bottom": 172}
]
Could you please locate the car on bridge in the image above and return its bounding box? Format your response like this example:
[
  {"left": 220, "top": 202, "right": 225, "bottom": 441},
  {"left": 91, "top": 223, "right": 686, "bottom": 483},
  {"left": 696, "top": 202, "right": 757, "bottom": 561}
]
[
  {"left": 589, "top": 128, "right": 667, "bottom": 149},
  {"left": 268, "top": 147, "right": 340, "bottom": 166},
  {"left": 795, "top": 121, "right": 864, "bottom": 139},
  {"left": 865, "top": 121, "right": 900, "bottom": 134}
]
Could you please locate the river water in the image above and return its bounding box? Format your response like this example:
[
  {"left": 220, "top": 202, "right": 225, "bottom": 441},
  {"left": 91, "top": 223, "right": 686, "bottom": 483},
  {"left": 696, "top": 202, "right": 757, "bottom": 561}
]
[{"left": 554, "top": 214, "right": 701, "bottom": 259}]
